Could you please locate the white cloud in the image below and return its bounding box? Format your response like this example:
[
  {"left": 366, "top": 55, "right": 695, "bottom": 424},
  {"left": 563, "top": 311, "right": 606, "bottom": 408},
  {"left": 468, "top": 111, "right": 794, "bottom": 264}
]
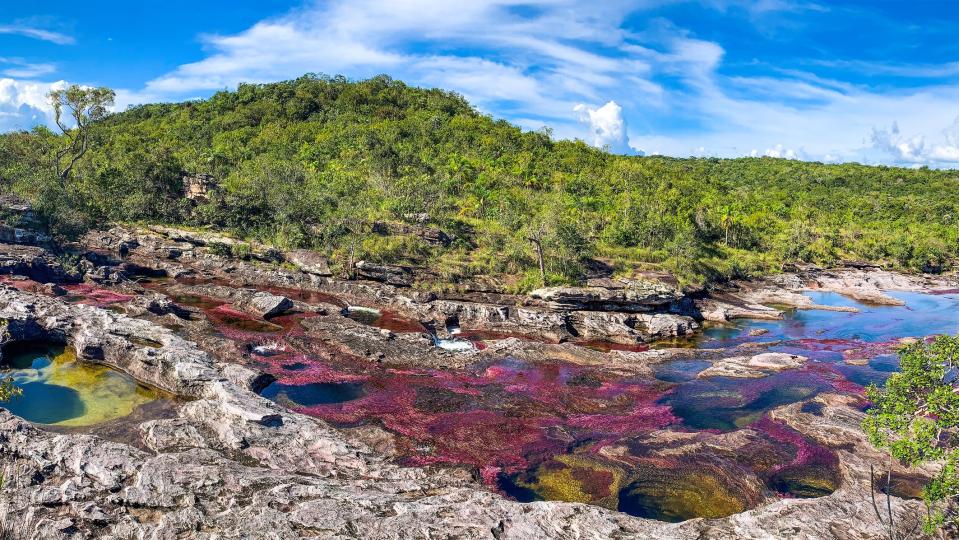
[
  {"left": 2, "top": 64, "right": 55, "bottom": 78},
  {"left": 870, "top": 118, "right": 959, "bottom": 165},
  {"left": 0, "top": 25, "right": 74, "bottom": 45},
  {"left": 4, "top": 1, "right": 959, "bottom": 168},
  {"left": 0, "top": 58, "right": 56, "bottom": 78},
  {"left": 132, "top": 0, "right": 665, "bottom": 141},
  {"left": 574, "top": 101, "right": 637, "bottom": 154},
  {"left": 762, "top": 144, "right": 797, "bottom": 159},
  {"left": 0, "top": 78, "right": 66, "bottom": 131}
]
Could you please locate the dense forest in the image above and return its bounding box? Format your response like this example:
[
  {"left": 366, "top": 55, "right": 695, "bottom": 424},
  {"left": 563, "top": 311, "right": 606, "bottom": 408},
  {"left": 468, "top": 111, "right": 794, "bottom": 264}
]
[{"left": 2, "top": 74, "right": 958, "bottom": 289}]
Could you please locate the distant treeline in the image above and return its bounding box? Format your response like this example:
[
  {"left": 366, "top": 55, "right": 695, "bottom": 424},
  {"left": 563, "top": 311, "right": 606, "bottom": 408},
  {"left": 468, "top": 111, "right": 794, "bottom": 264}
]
[{"left": 2, "top": 74, "right": 957, "bottom": 288}]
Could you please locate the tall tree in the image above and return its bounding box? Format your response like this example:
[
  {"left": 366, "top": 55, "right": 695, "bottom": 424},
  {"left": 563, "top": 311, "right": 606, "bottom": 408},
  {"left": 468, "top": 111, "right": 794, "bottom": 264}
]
[{"left": 48, "top": 85, "right": 115, "bottom": 181}]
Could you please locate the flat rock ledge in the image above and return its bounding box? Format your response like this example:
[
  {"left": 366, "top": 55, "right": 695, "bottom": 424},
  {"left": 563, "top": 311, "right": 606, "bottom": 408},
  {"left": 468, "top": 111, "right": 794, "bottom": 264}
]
[
  {"left": 0, "top": 285, "right": 922, "bottom": 539},
  {"left": 698, "top": 352, "right": 808, "bottom": 378}
]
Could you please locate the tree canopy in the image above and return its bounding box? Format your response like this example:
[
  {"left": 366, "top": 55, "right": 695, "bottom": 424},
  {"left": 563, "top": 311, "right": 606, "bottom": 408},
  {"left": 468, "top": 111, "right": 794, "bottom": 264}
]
[{"left": 2, "top": 73, "right": 959, "bottom": 288}]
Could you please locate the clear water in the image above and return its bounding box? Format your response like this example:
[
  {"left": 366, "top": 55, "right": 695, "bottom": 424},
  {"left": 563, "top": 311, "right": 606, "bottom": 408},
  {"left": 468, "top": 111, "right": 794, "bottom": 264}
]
[
  {"left": 2, "top": 343, "right": 159, "bottom": 426},
  {"left": 661, "top": 291, "right": 959, "bottom": 430},
  {"left": 665, "top": 371, "right": 832, "bottom": 430},
  {"left": 260, "top": 381, "right": 365, "bottom": 408},
  {"left": 653, "top": 360, "right": 712, "bottom": 383},
  {"left": 209, "top": 284, "right": 959, "bottom": 521},
  {"left": 702, "top": 291, "right": 959, "bottom": 345}
]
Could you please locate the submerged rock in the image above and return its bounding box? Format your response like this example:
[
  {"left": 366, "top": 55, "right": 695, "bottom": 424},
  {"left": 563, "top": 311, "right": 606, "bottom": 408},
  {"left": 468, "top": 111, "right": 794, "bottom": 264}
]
[{"left": 698, "top": 353, "right": 808, "bottom": 379}]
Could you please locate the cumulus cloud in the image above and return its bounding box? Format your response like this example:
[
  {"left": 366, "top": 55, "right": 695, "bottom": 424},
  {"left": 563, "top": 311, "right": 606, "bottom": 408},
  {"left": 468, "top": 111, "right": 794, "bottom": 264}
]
[
  {"left": 870, "top": 119, "right": 959, "bottom": 165},
  {"left": 757, "top": 144, "right": 798, "bottom": 159},
  {"left": 0, "top": 78, "right": 65, "bottom": 131},
  {"left": 871, "top": 122, "right": 925, "bottom": 163},
  {"left": 574, "top": 101, "right": 638, "bottom": 154}
]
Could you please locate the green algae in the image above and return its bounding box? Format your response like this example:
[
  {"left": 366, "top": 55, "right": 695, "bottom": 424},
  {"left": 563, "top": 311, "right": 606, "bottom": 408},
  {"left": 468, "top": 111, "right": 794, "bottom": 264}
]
[
  {"left": 3, "top": 343, "right": 158, "bottom": 427},
  {"left": 767, "top": 465, "right": 839, "bottom": 498},
  {"left": 617, "top": 466, "right": 750, "bottom": 522},
  {"left": 504, "top": 453, "right": 755, "bottom": 521},
  {"left": 506, "top": 454, "right": 628, "bottom": 510}
]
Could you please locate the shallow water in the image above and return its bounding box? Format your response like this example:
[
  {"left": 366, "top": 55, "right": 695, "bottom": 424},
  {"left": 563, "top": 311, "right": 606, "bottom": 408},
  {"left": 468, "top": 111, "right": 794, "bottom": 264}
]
[
  {"left": 343, "top": 306, "right": 427, "bottom": 333},
  {"left": 699, "top": 291, "right": 959, "bottom": 346},
  {"left": 664, "top": 371, "right": 832, "bottom": 430},
  {"left": 659, "top": 291, "right": 959, "bottom": 430},
  {"left": 260, "top": 380, "right": 365, "bottom": 407},
  {"left": 206, "top": 285, "right": 959, "bottom": 521},
  {"left": 2, "top": 343, "right": 160, "bottom": 426}
]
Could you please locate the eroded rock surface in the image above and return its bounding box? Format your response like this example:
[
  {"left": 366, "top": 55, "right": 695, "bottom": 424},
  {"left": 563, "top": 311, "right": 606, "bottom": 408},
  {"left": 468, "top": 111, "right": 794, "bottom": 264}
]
[
  {"left": 530, "top": 279, "right": 682, "bottom": 311},
  {"left": 698, "top": 352, "right": 808, "bottom": 378},
  {"left": 0, "top": 227, "right": 946, "bottom": 538},
  {"left": 0, "top": 284, "right": 924, "bottom": 539}
]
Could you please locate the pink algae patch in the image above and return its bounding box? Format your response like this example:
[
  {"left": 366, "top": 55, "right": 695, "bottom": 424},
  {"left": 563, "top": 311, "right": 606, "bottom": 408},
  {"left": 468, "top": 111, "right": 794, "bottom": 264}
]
[
  {"left": 842, "top": 340, "right": 900, "bottom": 364},
  {"left": 804, "top": 363, "right": 867, "bottom": 396},
  {"left": 261, "top": 355, "right": 677, "bottom": 476},
  {"left": 793, "top": 338, "right": 859, "bottom": 354},
  {"left": 62, "top": 283, "right": 134, "bottom": 306},
  {"left": 0, "top": 276, "right": 41, "bottom": 292},
  {"left": 931, "top": 289, "right": 959, "bottom": 295},
  {"left": 575, "top": 339, "right": 650, "bottom": 353},
  {"left": 753, "top": 417, "right": 837, "bottom": 472}
]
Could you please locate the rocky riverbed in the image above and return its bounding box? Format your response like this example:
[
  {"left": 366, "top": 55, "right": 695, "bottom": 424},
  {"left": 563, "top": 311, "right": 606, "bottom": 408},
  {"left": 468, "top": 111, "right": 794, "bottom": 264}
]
[{"left": 0, "top": 224, "right": 953, "bottom": 538}]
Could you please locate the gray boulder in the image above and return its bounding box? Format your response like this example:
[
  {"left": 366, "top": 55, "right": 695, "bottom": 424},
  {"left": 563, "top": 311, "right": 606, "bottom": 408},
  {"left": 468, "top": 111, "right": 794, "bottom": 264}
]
[
  {"left": 530, "top": 279, "right": 681, "bottom": 312},
  {"left": 285, "top": 249, "right": 332, "bottom": 276},
  {"left": 235, "top": 291, "right": 293, "bottom": 318},
  {"left": 355, "top": 260, "right": 414, "bottom": 287}
]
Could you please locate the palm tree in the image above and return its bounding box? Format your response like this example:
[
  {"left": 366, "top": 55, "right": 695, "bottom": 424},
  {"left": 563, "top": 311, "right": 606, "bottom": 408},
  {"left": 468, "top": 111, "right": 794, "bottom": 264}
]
[{"left": 721, "top": 205, "right": 733, "bottom": 246}]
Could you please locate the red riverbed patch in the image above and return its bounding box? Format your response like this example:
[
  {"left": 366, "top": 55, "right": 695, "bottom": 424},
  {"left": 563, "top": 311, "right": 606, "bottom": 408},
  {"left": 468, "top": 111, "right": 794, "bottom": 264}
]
[{"left": 62, "top": 284, "right": 134, "bottom": 306}]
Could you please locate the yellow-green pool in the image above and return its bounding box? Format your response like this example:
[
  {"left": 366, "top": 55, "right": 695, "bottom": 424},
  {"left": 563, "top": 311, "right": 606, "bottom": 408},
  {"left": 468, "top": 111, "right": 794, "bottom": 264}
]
[{"left": 2, "top": 343, "right": 159, "bottom": 426}]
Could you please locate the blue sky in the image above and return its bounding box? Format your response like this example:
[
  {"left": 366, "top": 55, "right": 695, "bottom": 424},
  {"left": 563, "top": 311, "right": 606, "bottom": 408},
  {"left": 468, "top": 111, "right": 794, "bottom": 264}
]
[{"left": 3, "top": 1, "right": 959, "bottom": 166}]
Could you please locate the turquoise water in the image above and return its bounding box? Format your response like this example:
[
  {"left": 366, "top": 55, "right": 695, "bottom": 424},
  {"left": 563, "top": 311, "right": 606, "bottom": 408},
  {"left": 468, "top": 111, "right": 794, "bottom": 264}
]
[
  {"left": 2, "top": 343, "right": 159, "bottom": 426},
  {"left": 702, "top": 291, "right": 959, "bottom": 345},
  {"left": 662, "top": 291, "right": 959, "bottom": 430}
]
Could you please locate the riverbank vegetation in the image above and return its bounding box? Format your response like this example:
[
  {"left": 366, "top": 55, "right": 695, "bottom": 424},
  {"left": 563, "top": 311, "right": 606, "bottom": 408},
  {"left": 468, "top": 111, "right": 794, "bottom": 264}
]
[
  {"left": 864, "top": 336, "right": 959, "bottom": 536},
  {"left": 2, "top": 74, "right": 958, "bottom": 288}
]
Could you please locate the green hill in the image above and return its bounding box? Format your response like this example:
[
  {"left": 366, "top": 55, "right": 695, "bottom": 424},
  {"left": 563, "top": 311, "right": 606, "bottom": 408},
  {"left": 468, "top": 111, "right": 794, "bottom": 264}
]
[{"left": 2, "top": 73, "right": 958, "bottom": 288}]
